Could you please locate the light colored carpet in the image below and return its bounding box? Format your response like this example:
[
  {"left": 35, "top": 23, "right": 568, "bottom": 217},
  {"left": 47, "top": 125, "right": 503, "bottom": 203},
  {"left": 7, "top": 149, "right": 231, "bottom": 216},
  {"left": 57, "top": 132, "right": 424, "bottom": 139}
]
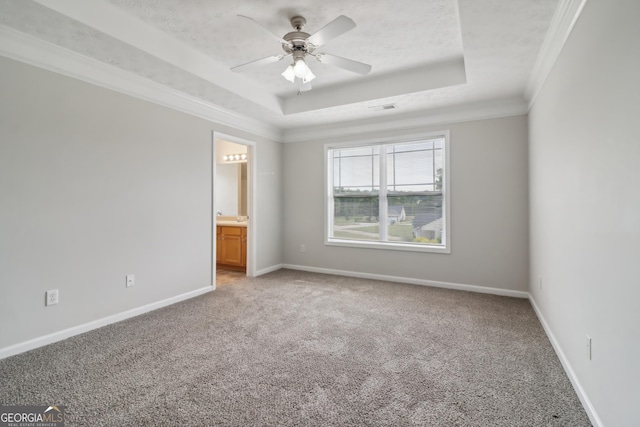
[{"left": 0, "top": 269, "right": 591, "bottom": 426}]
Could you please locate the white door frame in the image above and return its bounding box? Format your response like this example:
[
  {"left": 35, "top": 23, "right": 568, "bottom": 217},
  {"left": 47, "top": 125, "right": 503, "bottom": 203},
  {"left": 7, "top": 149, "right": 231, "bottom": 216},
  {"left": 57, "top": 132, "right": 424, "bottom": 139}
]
[{"left": 212, "top": 131, "right": 257, "bottom": 286}]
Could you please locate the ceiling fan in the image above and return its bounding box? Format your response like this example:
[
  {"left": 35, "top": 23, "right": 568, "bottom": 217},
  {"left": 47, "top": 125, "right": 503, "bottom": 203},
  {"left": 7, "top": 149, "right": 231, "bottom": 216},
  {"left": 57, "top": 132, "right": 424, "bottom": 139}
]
[{"left": 231, "top": 14, "right": 372, "bottom": 91}]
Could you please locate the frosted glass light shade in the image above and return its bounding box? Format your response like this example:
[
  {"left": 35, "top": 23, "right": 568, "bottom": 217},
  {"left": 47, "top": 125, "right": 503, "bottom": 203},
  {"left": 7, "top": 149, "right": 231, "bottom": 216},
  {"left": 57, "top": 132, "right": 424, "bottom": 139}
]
[
  {"left": 303, "top": 69, "right": 316, "bottom": 84},
  {"left": 281, "top": 65, "right": 295, "bottom": 82},
  {"left": 293, "top": 58, "right": 310, "bottom": 78}
]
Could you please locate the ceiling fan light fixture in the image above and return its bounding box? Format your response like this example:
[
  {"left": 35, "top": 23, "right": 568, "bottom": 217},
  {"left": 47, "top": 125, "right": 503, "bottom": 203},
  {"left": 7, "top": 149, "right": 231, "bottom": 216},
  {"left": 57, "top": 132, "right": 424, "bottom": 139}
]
[
  {"left": 293, "top": 57, "right": 310, "bottom": 78},
  {"left": 281, "top": 64, "right": 296, "bottom": 82},
  {"left": 234, "top": 14, "right": 371, "bottom": 89},
  {"left": 282, "top": 57, "right": 315, "bottom": 84}
]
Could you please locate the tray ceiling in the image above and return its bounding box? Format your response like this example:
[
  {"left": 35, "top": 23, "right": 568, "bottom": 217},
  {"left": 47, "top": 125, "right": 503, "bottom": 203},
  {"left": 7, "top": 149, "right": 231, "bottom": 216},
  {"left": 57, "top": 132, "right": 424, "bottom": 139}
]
[{"left": 0, "top": 0, "right": 559, "bottom": 135}]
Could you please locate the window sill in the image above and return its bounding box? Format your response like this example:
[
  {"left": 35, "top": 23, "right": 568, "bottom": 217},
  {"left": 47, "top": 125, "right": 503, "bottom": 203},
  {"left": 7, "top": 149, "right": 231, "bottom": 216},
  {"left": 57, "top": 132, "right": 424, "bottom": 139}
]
[{"left": 326, "top": 238, "right": 450, "bottom": 254}]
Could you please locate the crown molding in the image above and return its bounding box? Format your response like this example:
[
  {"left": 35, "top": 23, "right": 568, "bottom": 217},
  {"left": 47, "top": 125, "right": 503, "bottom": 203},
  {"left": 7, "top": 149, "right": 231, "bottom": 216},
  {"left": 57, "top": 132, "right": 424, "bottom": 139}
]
[
  {"left": 525, "top": 0, "right": 588, "bottom": 109},
  {"left": 281, "top": 97, "right": 528, "bottom": 144},
  {"left": 0, "top": 25, "right": 282, "bottom": 142}
]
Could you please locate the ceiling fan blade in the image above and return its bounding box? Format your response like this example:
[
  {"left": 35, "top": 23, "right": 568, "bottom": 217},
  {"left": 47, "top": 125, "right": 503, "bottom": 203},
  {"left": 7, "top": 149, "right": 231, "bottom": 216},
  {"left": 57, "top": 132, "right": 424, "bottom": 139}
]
[
  {"left": 238, "top": 15, "right": 289, "bottom": 45},
  {"left": 315, "top": 53, "right": 372, "bottom": 75},
  {"left": 231, "top": 55, "right": 287, "bottom": 72},
  {"left": 306, "top": 15, "right": 356, "bottom": 47}
]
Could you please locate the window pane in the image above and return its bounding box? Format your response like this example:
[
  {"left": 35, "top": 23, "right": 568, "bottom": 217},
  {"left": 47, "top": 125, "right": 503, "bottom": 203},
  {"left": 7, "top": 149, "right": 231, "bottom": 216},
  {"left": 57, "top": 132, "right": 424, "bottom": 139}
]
[
  {"left": 385, "top": 140, "right": 445, "bottom": 245},
  {"left": 332, "top": 196, "right": 380, "bottom": 241},
  {"left": 393, "top": 151, "right": 433, "bottom": 186},
  {"left": 333, "top": 146, "right": 379, "bottom": 192},
  {"left": 328, "top": 136, "right": 447, "bottom": 250},
  {"left": 387, "top": 142, "right": 436, "bottom": 192},
  {"left": 338, "top": 156, "right": 377, "bottom": 189},
  {"left": 388, "top": 194, "right": 444, "bottom": 245}
]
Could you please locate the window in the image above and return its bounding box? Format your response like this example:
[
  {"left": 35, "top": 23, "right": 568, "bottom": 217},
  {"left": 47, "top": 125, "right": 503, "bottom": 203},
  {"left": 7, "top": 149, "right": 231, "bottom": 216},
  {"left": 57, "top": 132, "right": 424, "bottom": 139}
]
[{"left": 325, "top": 132, "right": 450, "bottom": 253}]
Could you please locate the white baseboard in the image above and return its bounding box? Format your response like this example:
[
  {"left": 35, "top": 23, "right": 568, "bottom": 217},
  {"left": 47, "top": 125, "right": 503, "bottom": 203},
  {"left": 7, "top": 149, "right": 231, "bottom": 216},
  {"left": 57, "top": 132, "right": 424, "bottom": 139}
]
[
  {"left": 0, "top": 285, "right": 214, "bottom": 360},
  {"left": 281, "top": 264, "right": 529, "bottom": 298},
  {"left": 254, "top": 264, "right": 284, "bottom": 277},
  {"left": 528, "top": 296, "right": 603, "bottom": 427}
]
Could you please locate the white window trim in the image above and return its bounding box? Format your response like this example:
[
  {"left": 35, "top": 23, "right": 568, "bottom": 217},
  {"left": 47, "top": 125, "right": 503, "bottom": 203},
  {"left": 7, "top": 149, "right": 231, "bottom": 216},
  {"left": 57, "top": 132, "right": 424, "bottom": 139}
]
[{"left": 324, "top": 130, "right": 451, "bottom": 254}]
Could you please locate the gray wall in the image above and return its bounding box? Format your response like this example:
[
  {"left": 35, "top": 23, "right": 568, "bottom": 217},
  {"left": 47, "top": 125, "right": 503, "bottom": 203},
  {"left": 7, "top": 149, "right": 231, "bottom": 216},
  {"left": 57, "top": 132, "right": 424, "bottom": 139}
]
[
  {"left": 528, "top": 1, "right": 640, "bottom": 425},
  {"left": 0, "top": 57, "right": 282, "bottom": 351},
  {"left": 283, "top": 115, "right": 529, "bottom": 291},
  {"left": 253, "top": 138, "right": 284, "bottom": 273}
]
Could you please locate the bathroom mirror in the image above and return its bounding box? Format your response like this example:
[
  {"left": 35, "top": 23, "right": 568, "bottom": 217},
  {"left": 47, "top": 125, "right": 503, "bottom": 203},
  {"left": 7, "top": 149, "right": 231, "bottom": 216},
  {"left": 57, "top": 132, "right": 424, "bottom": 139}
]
[
  {"left": 215, "top": 162, "right": 247, "bottom": 216},
  {"left": 215, "top": 140, "right": 248, "bottom": 217}
]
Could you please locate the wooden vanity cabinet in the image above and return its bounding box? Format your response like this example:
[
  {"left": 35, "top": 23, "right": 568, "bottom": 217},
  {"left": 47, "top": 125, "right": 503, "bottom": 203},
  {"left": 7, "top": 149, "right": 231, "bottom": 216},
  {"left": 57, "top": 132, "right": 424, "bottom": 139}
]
[
  {"left": 216, "top": 226, "right": 247, "bottom": 271},
  {"left": 216, "top": 226, "right": 222, "bottom": 264},
  {"left": 241, "top": 227, "right": 247, "bottom": 267}
]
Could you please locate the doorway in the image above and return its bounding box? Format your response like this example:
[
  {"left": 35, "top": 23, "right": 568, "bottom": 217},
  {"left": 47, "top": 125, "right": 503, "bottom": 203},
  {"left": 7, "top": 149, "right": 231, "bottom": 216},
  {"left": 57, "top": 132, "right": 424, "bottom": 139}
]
[{"left": 212, "top": 132, "right": 255, "bottom": 288}]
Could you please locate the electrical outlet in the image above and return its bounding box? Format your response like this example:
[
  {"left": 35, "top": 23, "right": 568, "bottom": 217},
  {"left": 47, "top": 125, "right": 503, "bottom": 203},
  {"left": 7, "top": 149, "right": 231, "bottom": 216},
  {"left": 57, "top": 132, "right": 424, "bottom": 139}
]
[
  {"left": 586, "top": 335, "right": 592, "bottom": 360},
  {"left": 126, "top": 274, "right": 135, "bottom": 288},
  {"left": 45, "top": 289, "right": 59, "bottom": 306},
  {"left": 300, "top": 244, "right": 306, "bottom": 253}
]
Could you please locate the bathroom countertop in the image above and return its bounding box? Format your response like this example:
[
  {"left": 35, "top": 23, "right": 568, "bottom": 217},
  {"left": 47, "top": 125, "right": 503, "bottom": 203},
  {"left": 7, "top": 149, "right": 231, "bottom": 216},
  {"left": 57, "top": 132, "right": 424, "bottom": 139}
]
[{"left": 216, "top": 220, "right": 247, "bottom": 227}]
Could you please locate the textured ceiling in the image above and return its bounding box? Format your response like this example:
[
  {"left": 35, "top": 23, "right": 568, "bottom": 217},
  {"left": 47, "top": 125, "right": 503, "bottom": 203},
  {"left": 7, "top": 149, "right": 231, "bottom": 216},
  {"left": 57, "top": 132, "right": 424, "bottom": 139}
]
[
  {"left": 109, "top": 0, "right": 464, "bottom": 93},
  {"left": 0, "top": 0, "right": 559, "bottom": 132}
]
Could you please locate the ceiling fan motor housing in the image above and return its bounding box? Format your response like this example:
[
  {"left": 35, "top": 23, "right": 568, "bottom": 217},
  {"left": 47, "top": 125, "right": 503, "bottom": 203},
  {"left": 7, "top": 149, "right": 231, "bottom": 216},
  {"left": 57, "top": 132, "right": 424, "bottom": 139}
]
[{"left": 282, "top": 16, "right": 315, "bottom": 55}]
